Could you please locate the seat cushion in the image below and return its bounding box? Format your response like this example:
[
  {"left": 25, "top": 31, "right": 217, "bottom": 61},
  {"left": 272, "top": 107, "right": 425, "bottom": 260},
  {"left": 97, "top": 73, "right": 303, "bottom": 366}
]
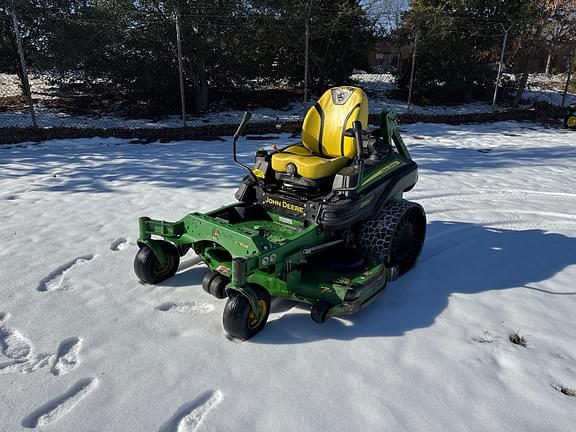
[{"left": 271, "top": 145, "right": 348, "bottom": 180}]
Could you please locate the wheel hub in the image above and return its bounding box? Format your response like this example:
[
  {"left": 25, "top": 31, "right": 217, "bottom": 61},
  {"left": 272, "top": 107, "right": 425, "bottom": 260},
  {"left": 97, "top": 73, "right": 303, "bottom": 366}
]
[
  {"left": 153, "top": 255, "right": 174, "bottom": 277},
  {"left": 248, "top": 299, "right": 268, "bottom": 329}
]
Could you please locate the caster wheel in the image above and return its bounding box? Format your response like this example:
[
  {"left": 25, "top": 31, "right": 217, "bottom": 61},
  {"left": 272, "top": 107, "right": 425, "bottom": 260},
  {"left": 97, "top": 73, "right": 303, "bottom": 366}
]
[
  {"left": 202, "top": 271, "right": 219, "bottom": 294},
  {"left": 209, "top": 275, "right": 229, "bottom": 299},
  {"left": 222, "top": 285, "right": 270, "bottom": 340},
  {"left": 311, "top": 299, "right": 332, "bottom": 323},
  {"left": 201, "top": 271, "right": 229, "bottom": 299},
  {"left": 134, "top": 241, "right": 179, "bottom": 284}
]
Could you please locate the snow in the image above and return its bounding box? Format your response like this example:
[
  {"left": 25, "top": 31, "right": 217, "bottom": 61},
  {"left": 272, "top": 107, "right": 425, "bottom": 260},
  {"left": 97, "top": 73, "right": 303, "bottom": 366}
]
[{"left": 1, "top": 121, "right": 576, "bottom": 431}]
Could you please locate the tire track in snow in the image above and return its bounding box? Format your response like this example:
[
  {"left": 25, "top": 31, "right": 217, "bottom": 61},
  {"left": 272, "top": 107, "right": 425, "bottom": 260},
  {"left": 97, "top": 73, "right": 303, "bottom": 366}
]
[
  {"left": 36, "top": 254, "right": 97, "bottom": 292},
  {"left": 160, "top": 390, "right": 223, "bottom": 432},
  {"left": 424, "top": 207, "right": 576, "bottom": 232},
  {"left": 413, "top": 189, "right": 576, "bottom": 257},
  {"left": 414, "top": 189, "right": 576, "bottom": 205},
  {"left": 50, "top": 337, "right": 82, "bottom": 376},
  {"left": 21, "top": 378, "right": 97, "bottom": 429},
  {"left": 156, "top": 302, "right": 214, "bottom": 315}
]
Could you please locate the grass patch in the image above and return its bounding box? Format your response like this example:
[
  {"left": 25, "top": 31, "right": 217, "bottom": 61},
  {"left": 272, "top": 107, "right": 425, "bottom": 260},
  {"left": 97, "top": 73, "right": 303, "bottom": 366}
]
[
  {"left": 509, "top": 333, "right": 527, "bottom": 347},
  {"left": 553, "top": 385, "right": 576, "bottom": 397}
]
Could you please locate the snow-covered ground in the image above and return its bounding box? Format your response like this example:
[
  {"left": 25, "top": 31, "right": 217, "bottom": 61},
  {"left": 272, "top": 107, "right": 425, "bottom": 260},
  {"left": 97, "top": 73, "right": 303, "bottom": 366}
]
[
  {"left": 2, "top": 73, "right": 575, "bottom": 129},
  {"left": 1, "top": 121, "right": 576, "bottom": 431}
]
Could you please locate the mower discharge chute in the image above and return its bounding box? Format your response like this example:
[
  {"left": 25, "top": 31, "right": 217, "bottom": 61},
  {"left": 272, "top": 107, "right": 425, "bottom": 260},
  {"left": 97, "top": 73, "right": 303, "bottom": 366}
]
[{"left": 134, "top": 86, "right": 427, "bottom": 340}]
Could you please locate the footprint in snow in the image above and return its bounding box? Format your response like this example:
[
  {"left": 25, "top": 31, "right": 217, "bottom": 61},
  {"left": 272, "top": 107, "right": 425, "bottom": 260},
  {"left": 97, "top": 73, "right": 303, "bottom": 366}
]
[
  {"left": 21, "top": 378, "right": 97, "bottom": 429},
  {"left": 0, "top": 319, "right": 33, "bottom": 362},
  {"left": 110, "top": 237, "right": 130, "bottom": 251},
  {"left": 36, "top": 254, "right": 97, "bottom": 292},
  {"left": 156, "top": 302, "right": 214, "bottom": 315},
  {"left": 160, "top": 390, "right": 223, "bottom": 432},
  {"left": 50, "top": 337, "right": 82, "bottom": 376},
  {"left": 0, "top": 314, "right": 51, "bottom": 375}
]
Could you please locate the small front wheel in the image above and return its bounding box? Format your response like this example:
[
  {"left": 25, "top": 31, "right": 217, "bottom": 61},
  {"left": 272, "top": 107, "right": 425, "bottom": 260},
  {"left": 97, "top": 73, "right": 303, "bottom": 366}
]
[
  {"left": 222, "top": 286, "right": 270, "bottom": 340},
  {"left": 134, "top": 241, "right": 180, "bottom": 284}
]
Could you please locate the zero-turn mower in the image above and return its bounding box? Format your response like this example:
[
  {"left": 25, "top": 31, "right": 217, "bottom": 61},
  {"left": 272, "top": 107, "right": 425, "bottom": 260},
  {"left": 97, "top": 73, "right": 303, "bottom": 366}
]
[{"left": 134, "top": 86, "right": 427, "bottom": 340}]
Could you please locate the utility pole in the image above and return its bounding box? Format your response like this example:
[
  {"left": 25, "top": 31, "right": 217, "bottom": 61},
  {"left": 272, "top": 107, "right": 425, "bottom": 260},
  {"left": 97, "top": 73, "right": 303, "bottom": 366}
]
[
  {"left": 406, "top": 29, "right": 420, "bottom": 113},
  {"left": 304, "top": 0, "right": 315, "bottom": 105},
  {"left": 303, "top": 18, "right": 310, "bottom": 104},
  {"left": 175, "top": 9, "right": 187, "bottom": 128},
  {"left": 10, "top": 8, "right": 37, "bottom": 128},
  {"left": 492, "top": 24, "right": 512, "bottom": 112},
  {"left": 561, "top": 48, "right": 575, "bottom": 107}
]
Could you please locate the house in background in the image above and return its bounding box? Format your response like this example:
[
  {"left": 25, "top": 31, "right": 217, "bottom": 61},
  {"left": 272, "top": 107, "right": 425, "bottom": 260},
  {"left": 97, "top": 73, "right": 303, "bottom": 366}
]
[
  {"left": 368, "top": 38, "right": 574, "bottom": 75},
  {"left": 530, "top": 44, "right": 575, "bottom": 74},
  {"left": 368, "top": 39, "right": 411, "bottom": 73}
]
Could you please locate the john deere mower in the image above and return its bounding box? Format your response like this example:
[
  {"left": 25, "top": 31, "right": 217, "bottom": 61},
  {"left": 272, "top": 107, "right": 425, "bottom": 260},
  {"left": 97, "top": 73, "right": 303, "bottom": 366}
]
[
  {"left": 134, "top": 86, "right": 426, "bottom": 340},
  {"left": 565, "top": 103, "right": 576, "bottom": 129}
]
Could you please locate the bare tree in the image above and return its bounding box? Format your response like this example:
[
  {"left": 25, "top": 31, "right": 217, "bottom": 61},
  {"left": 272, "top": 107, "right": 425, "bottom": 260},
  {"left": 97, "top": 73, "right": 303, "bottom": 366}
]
[
  {"left": 542, "top": 2, "right": 576, "bottom": 74},
  {"left": 513, "top": 0, "right": 576, "bottom": 106}
]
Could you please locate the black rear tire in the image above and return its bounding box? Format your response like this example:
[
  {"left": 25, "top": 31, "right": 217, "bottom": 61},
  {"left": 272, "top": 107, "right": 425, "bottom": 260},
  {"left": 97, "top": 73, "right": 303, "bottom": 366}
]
[
  {"left": 357, "top": 199, "right": 426, "bottom": 275},
  {"left": 134, "top": 241, "right": 180, "bottom": 284},
  {"left": 222, "top": 285, "right": 270, "bottom": 340}
]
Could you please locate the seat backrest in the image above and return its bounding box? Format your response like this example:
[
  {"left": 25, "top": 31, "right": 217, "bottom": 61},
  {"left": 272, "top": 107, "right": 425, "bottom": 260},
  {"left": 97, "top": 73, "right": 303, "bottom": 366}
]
[{"left": 301, "top": 86, "right": 369, "bottom": 159}]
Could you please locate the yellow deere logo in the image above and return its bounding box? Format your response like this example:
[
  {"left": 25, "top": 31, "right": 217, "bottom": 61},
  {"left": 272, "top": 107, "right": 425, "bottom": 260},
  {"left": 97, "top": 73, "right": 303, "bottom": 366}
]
[
  {"left": 263, "top": 197, "right": 305, "bottom": 214},
  {"left": 212, "top": 229, "right": 221, "bottom": 239}
]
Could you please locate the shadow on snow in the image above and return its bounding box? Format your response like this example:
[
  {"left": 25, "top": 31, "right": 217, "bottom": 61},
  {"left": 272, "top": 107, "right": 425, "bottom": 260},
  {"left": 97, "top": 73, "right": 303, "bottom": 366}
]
[
  {"left": 244, "top": 221, "right": 576, "bottom": 345},
  {"left": 0, "top": 137, "right": 287, "bottom": 193},
  {"left": 1, "top": 123, "right": 574, "bottom": 193}
]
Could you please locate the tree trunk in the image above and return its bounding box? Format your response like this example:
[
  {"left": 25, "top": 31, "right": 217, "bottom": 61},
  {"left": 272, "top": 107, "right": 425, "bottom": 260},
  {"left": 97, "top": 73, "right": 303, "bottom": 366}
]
[
  {"left": 184, "top": 58, "right": 209, "bottom": 113},
  {"left": 512, "top": 70, "right": 530, "bottom": 107},
  {"left": 545, "top": 49, "right": 552, "bottom": 75},
  {"left": 512, "top": 26, "right": 544, "bottom": 108},
  {"left": 196, "top": 58, "right": 208, "bottom": 112}
]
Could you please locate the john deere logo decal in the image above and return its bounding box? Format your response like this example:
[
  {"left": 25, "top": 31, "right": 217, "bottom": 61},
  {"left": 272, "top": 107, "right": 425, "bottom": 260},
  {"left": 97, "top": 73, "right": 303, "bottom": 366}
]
[
  {"left": 331, "top": 88, "right": 353, "bottom": 105},
  {"left": 263, "top": 196, "right": 305, "bottom": 214},
  {"left": 212, "top": 229, "right": 221, "bottom": 239}
]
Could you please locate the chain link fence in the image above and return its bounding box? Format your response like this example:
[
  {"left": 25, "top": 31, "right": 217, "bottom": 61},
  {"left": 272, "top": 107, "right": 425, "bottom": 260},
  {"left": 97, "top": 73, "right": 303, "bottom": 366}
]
[{"left": 1, "top": 8, "right": 575, "bottom": 133}]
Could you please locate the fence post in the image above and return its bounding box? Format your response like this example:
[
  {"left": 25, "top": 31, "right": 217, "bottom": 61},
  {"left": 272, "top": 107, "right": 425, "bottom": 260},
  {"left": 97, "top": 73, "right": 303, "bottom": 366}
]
[
  {"left": 492, "top": 24, "right": 512, "bottom": 112},
  {"left": 175, "top": 9, "right": 187, "bottom": 128},
  {"left": 561, "top": 48, "right": 575, "bottom": 108},
  {"left": 10, "top": 8, "right": 37, "bottom": 128},
  {"left": 407, "top": 29, "right": 420, "bottom": 113}
]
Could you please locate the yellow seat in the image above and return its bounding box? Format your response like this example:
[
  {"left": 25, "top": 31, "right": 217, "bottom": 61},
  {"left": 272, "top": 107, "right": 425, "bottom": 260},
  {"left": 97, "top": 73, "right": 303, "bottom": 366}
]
[
  {"left": 271, "top": 86, "right": 369, "bottom": 180},
  {"left": 271, "top": 145, "right": 349, "bottom": 179}
]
